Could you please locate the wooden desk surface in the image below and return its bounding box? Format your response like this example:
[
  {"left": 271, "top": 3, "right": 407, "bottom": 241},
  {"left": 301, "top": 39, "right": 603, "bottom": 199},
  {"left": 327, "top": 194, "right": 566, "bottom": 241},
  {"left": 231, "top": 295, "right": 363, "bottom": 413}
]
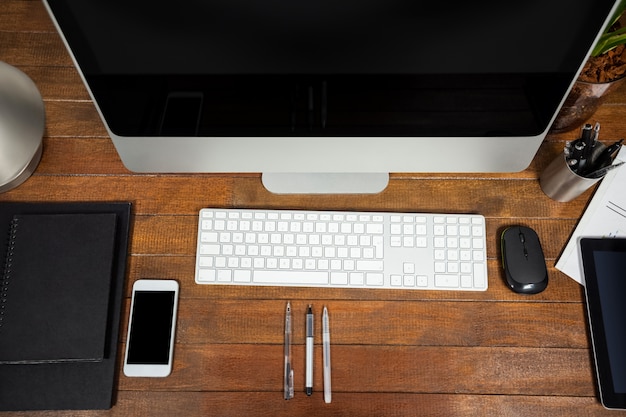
[{"left": 3, "top": 1, "right": 626, "bottom": 415}]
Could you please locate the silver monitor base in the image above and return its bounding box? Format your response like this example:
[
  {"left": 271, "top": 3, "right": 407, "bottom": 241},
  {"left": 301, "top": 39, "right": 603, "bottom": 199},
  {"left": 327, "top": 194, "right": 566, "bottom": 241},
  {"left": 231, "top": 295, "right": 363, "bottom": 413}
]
[{"left": 261, "top": 173, "right": 389, "bottom": 194}]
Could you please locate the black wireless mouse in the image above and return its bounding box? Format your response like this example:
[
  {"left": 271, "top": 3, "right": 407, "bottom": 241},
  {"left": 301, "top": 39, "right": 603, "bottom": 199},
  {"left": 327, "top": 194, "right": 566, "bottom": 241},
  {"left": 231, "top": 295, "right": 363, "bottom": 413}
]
[{"left": 501, "top": 226, "right": 548, "bottom": 294}]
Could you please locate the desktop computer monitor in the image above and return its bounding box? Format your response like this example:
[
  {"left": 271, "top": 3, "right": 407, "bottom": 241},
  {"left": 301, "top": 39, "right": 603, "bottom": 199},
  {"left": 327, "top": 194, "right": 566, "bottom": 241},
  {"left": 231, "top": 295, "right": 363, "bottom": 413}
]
[{"left": 44, "top": 0, "right": 619, "bottom": 193}]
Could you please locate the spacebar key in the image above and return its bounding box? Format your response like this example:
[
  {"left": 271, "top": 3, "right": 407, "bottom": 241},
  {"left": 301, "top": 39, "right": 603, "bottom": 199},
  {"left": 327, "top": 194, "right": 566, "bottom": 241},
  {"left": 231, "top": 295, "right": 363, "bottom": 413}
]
[{"left": 253, "top": 271, "right": 329, "bottom": 285}]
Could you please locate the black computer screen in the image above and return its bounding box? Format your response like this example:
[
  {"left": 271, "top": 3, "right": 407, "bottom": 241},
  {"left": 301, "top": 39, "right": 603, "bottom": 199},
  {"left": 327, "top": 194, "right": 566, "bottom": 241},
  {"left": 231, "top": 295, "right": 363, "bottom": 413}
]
[{"left": 46, "top": 0, "right": 617, "bottom": 137}]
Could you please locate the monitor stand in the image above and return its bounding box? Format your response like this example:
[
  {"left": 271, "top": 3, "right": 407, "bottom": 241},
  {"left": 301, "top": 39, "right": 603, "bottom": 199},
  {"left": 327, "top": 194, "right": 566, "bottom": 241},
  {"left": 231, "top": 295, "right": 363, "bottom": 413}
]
[{"left": 261, "top": 173, "right": 389, "bottom": 194}]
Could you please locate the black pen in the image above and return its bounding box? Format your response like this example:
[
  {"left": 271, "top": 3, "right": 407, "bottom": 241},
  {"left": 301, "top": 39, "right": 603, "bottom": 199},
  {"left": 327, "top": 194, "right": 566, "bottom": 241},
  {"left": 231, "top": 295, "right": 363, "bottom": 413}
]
[
  {"left": 600, "top": 139, "right": 623, "bottom": 161},
  {"left": 570, "top": 140, "right": 586, "bottom": 173},
  {"left": 581, "top": 123, "right": 594, "bottom": 148},
  {"left": 576, "top": 123, "right": 596, "bottom": 168},
  {"left": 587, "top": 139, "right": 624, "bottom": 171},
  {"left": 582, "top": 139, "right": 623, "bottom": 176},
  {"left": 586, "top": 160, "right": 625, "bottom": 179}
]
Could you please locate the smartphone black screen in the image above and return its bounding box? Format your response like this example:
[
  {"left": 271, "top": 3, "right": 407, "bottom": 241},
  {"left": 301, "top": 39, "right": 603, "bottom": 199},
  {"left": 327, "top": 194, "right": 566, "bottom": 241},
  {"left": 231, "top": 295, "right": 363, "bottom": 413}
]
[{"left": 126, "top": 291, "right": 176, "bottom": 365}]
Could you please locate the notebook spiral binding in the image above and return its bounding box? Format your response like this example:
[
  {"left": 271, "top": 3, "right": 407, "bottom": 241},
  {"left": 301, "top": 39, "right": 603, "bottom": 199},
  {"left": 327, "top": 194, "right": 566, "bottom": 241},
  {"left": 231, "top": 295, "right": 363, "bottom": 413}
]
[{"left": 0, "top": 218, "right": 19, "bottom": 329}]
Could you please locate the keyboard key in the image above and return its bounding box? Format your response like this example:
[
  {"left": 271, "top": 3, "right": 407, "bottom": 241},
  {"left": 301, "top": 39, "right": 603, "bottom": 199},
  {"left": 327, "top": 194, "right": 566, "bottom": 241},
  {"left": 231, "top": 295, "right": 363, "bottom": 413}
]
[
  {"left": 254, "top": 271, "right": 329, "bottom": 285},
  {"left": 331, "top": 272, "right": 349, "bottom": 285},
  {"left": 357, "top": 260, "right": 384, "bottom": 271},
  {"left": 366, "top": 273, "right": 384, "bottom": 286},
  {"left": 198, "top": 269, "right": 216, "bottom": 282},
  {"left": 234, "top": 270, "right": 252, "bottom": 282},
  {"left": 217, "top": 270, "right": 232, "bottom": 282},
  {"left": 435, "top": 274, "right": 459, "bottom": 288},
  {"left": 350, "top": 272, "right": 365, "bottom": 285},
  {"left": 391, "top": 275, "right": 402, "bottom": 286}
]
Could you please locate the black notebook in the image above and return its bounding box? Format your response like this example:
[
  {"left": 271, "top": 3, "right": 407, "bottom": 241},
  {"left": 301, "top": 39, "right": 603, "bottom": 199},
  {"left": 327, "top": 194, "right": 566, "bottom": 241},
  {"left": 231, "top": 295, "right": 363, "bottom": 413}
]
[
  {"left": 0, "top": 202, "right": 131, "bottom": 411},
  {"left": 0, "top": 213, "right": 117, "bottom": 364}
]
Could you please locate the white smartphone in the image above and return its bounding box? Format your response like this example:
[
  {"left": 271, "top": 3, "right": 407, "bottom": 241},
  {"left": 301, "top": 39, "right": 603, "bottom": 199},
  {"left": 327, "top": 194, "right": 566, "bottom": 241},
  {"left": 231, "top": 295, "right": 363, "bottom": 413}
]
[{"left": 123, "top": 279, "right": 179, "bottom": 377}]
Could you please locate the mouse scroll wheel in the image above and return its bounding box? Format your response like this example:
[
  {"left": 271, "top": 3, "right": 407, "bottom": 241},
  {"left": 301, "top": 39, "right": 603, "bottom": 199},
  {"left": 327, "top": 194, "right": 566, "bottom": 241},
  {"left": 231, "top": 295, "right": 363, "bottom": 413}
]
[{"left": 518, "top": 233, "right": 525, "bottom": 244}]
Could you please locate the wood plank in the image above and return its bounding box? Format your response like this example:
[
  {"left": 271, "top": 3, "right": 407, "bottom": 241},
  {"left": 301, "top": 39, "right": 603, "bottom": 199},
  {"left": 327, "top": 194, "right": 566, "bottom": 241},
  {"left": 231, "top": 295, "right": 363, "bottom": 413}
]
[
  {"left": 32, "top": 66, "right": 91, "bottom": 101},
  {"left": 44, "top": 101, "right": 109, "bottom": 138},
  {"left": 0, "top": 1, "right": 57, "bottom": 33},
  {"left": 117, "top": 299, "right": 588, "bottom": 348},
  {"left": 0, "top": 174, "right": 590, "bottom": 221},
  {"left": 38, "top": 138, "right": 130, "bottom": 175},
  {"left": 231, "top": 176, "right": 591, "bottom": 219},
  {"left": 0, "top": 31, "right": 70, "bottom": 67},
  {"left": 10, "top": 392, "right": 612, "bottom": 417},
  {"left": 0, "top": 177, "right": 233, "bottom": 214},
  {"left": 114, "top": 344, "right": 594, "bottom": 397},
  {"left": 112, "top": 392, "right": 620, "bottom": 417}
]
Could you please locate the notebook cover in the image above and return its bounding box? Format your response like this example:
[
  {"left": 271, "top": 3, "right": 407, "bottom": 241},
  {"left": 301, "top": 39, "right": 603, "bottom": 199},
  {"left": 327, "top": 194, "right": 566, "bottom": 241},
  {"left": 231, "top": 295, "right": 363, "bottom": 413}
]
[
  {"left": 0, "top": 202, "right": 131, "bottom": 411},
  {"left": 0, "top": 213, "right": 117, "bottom": 364}
]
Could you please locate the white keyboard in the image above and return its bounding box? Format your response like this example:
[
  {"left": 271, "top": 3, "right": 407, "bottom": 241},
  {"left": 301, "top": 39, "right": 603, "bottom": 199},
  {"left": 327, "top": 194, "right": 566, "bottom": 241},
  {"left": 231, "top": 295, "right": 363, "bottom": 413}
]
[{"left": 195, "top": 208, "right": 488, "bottom": 291}]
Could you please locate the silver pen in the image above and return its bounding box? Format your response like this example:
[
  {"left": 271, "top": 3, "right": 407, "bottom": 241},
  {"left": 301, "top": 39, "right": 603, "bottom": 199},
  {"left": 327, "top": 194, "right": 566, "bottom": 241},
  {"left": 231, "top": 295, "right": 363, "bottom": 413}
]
[
  {"left": 323, "top": 306, "right": 332, "bottom": 403},
  {"left": 284, "top": 302, "right": 294, "bottom": 399}
]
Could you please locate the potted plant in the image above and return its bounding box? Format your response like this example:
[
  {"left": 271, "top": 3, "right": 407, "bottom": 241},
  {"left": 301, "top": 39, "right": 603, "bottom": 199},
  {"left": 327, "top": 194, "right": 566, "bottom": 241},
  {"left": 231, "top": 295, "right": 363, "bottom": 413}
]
[{"left": 552, "top": 0, "right": 626, "bottom": 132}]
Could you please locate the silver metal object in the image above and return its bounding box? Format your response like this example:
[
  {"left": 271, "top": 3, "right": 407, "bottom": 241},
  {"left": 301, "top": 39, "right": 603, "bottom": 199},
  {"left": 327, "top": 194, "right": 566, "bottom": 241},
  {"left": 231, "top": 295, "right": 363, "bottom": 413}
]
[
  {"left": 540, "top": 152, "right": 603, "bottom": 202},
  {"left": 0, "top": 61, "right": 44, "bottom": 193}
]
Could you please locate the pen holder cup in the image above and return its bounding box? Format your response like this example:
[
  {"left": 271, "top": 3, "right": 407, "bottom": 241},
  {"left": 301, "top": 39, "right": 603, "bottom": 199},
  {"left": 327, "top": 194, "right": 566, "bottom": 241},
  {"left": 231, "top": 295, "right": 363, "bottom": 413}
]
[{"left": 539, "top": 152, "right": 603, "bottom": 202}]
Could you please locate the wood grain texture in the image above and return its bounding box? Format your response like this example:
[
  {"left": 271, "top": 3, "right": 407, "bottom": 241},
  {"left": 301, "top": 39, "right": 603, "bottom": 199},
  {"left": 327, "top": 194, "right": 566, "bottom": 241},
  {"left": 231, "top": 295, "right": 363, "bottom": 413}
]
[{"left": 1, "top": 1, "right": 625, "bottom": 415}]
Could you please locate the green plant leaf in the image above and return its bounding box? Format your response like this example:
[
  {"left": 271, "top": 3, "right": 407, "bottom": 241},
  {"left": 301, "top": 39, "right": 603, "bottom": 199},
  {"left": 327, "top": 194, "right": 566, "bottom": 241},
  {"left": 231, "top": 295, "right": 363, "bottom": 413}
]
[
  {"left": 592, "top": 26, "right": 626, "bottom": 56},
  {"left": 591, "top": 0, "right": 626, "bottom": 56},
  {"left": 610, "top": 0, "right": 626, "bottom": 27}
]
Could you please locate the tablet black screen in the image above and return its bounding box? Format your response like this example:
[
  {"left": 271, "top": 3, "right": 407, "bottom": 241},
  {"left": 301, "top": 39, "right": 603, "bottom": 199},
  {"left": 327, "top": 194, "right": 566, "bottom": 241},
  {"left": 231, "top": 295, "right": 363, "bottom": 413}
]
[{"left": 581, "top": 238, "right": 626, "bottom": 409}]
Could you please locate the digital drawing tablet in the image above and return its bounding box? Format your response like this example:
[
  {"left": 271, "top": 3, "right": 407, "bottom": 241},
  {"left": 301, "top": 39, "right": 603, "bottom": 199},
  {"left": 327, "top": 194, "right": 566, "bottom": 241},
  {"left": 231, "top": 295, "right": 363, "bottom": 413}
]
[{"left": 580, "top": 237, "right": 626, "bottom": 410}]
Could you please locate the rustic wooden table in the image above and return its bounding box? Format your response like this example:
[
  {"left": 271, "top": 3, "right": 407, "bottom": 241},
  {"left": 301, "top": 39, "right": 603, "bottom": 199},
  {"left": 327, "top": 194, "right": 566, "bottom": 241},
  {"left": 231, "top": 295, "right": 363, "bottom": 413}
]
[{"left": 3, "top": 1, "right": 626, "bottom": 416}]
